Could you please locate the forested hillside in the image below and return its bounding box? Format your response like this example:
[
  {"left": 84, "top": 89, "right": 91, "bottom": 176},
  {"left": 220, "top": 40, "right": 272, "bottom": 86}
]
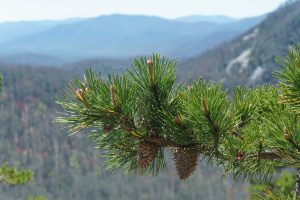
[{"left": 0, "top": 14, "right": 264, "bottom": 65}]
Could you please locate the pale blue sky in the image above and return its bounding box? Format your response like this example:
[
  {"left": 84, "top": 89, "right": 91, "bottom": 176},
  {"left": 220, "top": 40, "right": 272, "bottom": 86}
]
[{"left": 0, "top": 0, "right": 287, "bottom": 22}]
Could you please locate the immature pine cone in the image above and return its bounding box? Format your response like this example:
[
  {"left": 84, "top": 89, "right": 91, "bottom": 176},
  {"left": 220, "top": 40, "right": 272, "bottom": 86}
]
[
  {"left": 172, "top": 147, "right": 199, "bottom": 180},
  {"left": 138, "top": 140, "right": 159, "bottom": 168}
]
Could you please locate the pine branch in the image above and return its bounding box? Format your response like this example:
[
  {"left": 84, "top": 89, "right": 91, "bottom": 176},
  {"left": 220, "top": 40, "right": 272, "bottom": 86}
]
[{"left": 57, "top": 46, "right": 300, "bottom": 182}]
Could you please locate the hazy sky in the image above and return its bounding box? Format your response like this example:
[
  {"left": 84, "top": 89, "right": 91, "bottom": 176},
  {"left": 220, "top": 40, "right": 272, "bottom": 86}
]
[{"left": 0, "top": 0, "right": 287, "bottom": 22}]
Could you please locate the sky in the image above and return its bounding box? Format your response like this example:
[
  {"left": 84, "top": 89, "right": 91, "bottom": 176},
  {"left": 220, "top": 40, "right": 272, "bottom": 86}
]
[{"left": 0, "top": 0, "right": 287, "bottom": 22}]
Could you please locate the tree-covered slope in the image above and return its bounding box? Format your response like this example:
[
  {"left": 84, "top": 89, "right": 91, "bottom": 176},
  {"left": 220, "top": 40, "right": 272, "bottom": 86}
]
[{"left": 178, "top": 0, "right": 300, "bottom": 87}]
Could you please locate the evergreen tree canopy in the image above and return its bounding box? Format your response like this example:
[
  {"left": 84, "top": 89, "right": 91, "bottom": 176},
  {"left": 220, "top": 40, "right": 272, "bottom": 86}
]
[
  {"left": 0, "top": 165, "right": 32, "bottom": 185},
  {"left": 250, "top": 171, "right": 296, "bottom": 199},
  {"left": 57, "top": 46, "right": 300, "bottom": 185}
]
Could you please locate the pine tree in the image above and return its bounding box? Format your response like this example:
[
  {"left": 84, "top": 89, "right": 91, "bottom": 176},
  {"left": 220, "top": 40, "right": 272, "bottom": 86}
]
[
  {"left": 0, "top": 164, "right": 32, "bottom": 185},
  {"left": 57, "top": 45, "right": 300, "bottom": 199},
  {"left": 250, "top": 171, "right": 296, "bottom": 199}
]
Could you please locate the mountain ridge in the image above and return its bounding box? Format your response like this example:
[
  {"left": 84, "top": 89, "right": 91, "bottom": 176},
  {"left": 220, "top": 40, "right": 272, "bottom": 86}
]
[
  {"left": 176, "top": 15, "right": 237, "bottom": 23},
  {"left": 0, "top": 14, "right": 264, "bottom": 65},
  {"left": 178, "top": 0, "right": 300, "bottom": 87}
]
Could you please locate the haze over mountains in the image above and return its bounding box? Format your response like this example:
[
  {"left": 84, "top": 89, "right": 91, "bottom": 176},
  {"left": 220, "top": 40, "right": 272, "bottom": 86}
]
[
  {"left": 179, "top": 0, "right": 300, "bottom": 86},
  {"left": 0, "top": 14, "right": 264, "bottom": 66},
  {"left": 0, "top": 19, "right": 82, "bottom": 45},
  {"left": 176, "top": 15, "right": 237, "bottom": 23}
]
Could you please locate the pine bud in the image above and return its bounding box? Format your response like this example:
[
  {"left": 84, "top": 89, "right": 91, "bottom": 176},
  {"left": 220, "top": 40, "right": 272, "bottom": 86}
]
[
  {"left": 103, "top": 125, "right": 113, "bottom": 134},
  {"left": 85, "top": 87, "right": 90, "bottom": 93},
  {"left": 284, "top": 129, "right": 291, "bottom": 141},
  {"left": 173, "top": 116, "right": 182, "bottom": 125},
  {"left": 236, "top": 150, "right": 243, "bottom": 161},
  {"left": 76, "top": 88, "right": 83, "bottom": 99},
  {"left": 147, "top": 59, "right": 155, "bottom": 84},
  {"left": 201, "top": 98, "right": 208, "bottom": 114},
  {"left": 110, "top": 84, "right": 117, "bottom": 108},
  {"left": 76, "top": 89, "right": 88, "bottom": 106}
]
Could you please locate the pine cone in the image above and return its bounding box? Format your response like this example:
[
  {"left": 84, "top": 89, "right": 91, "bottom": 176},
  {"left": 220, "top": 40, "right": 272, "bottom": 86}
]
[
  {"left": 172, "top": 147, "right": 199, "bottom": 180},
  {"left": 138, "top": 140, "right": 159, "bottom": 168}
]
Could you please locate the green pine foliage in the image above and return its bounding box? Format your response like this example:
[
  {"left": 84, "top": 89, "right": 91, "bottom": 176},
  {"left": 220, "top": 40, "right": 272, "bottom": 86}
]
[
  {"left": 0, "top": 165, "right": 32, "bottom": 185},
  {"left": 276, "top": 45, "right": 300, "bottom": 115},
  {"left": 57, "top": 46, "right": 300, "bottom": 196},
  {"left": 253, "top": 192, "right": 294, "bottom": 200},
  {"left": 250, "top": 171, "right": 296, "bottom": 199},
  {"left": 27, "top": 194, "right": 47, "bottom": 200}
]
